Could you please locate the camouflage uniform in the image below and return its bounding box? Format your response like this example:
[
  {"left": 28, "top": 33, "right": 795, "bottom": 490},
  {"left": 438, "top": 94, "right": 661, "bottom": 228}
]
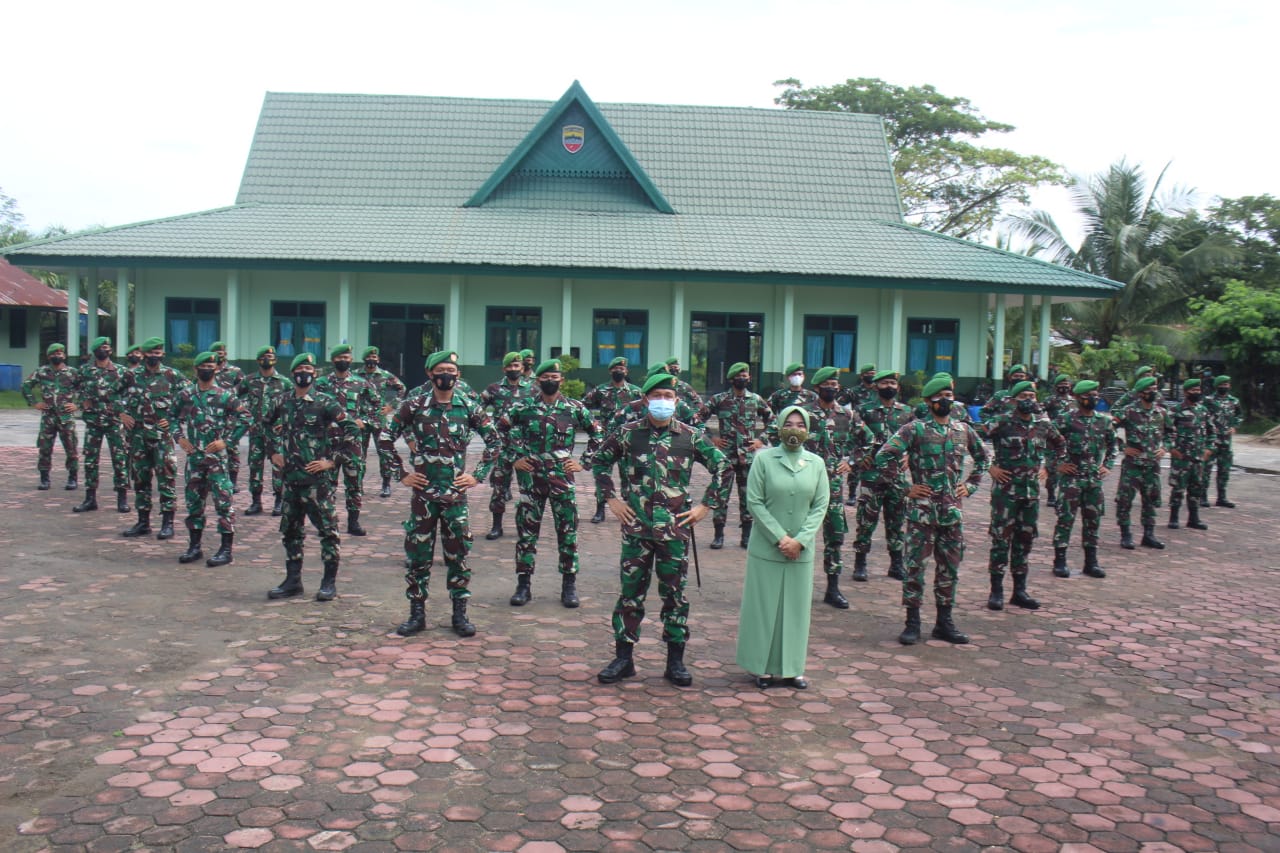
[
  {"left": 983, "top": 409, "right": 1064, "bottom": 578},
  {"left": 118, "top": 366, "right": 191, "bottom": 514},
  {"left": 592, "top": 420, "right": 731, "bottom": 644},
  {"left": 1042, "top": 390, "right": 1078, "bottom": 505},
  {"left": 21, "top": 362, "right": 80, "bottom": 480},
  {"left": 76, "top": 359, "right": 130, "bottom": 494},
  {"left": 1051, "top": 408, "right": 1118, "bottom": 549},
  {"left": 358, "top": 365, "right": 407, "bottom": 484},
  {"left": 171, "top": 383, "right": 252, "bottom": 534},
  {"left": 802, "top": 399, "right": 871, "bottom": 577},
  {"left": 1112, "top": 400, "right": 1172, "bottom": 531},
  {"left": 480, "top": 374, "right": 536, "bottom": 516},
  {"left": 584, "top": 378, "right": 643, "bottom": 511},
  {"left": 1167, "top": 397, "right": 1217, "bottom": 520},
  {"left": 1201, "top": 389, "right": 1242, "bottom": 504},
  {"left": 607, "top": 395, "right": 700, "bottom": 433},
  {"left": 854, "top": 397, "right": 914, "bottom": 561},
  {"left": 768, "top": 386, "right": 817, "bottom": 415},
  {"left": 314, "top": 370, "right": 379, "bottom": 514},
  {"left": 670, "top": 376, "right": 703, "bottom": 413},
  {"left": 212, "top": 359, "right": 246, "bottom": 486},
  {"left": 238, "top": 369, "right": 290, "bottom": 502},
  {"left": 697, "top": 389, "right": 772, "bottom": 534}
]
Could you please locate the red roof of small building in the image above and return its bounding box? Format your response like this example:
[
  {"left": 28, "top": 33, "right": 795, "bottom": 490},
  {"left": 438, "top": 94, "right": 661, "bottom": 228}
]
[{"left": 0, "top": 258, "right": 88, "bottom": 312}]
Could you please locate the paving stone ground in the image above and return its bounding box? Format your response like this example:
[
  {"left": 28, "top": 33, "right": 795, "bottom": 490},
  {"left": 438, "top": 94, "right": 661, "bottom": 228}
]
[{"left": 1, "top": 428, "right": 1278, "bottom": 852}]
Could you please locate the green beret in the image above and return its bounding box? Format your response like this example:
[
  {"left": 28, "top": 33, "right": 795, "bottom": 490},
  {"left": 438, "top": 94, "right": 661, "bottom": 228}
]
[
  {"left": 872, "top": 369, "right": 898, "bottom": 382},
  {"left": 665, "top": 356, "right": 680, "bottom": 366},
  {"left": 46, "top": 342, "right": 66, "bottom": 355},
  {"left": 609, "top": 357, "right": 628, "bottom": 369},
  {"left": 141, "top": 337, "right": 164, "bottom": 351},
  {"left": 1183, "top": 378, "right": 1202, "bottom": 390},
  {"left": 921, "top": 376, "right": 952, "bottom": 398},
  {"left": 935, "top": 372, "right": 954, "bottom": 382},
  {"left": 1010, "top": 380, "right": 1035, "bottom": 396},
  {"left": 90, "top": 336, "right": 111, "bottom": 350},
  {"left": 502, "top": 352, "right": 522, "bottom": 367},
  {"left": 290, "top": 353, "right": 315, "bottom": 371},
  {"left": 647, "top": 362, "right": 669, "bottom": 377},
  {"left": 1053, "top": 375, "right": 1072, "bottom": 386},
  {"left": 256, "top": 345, "right": 275, "bottom": 359},
  {"left": 1133, "top": 377, "right": 1157, "bottom": 393},
  {"left": 193, "top": 351, "right": 217, "bottom": 367},
  {"left": 727, "top": 362, "right": 749, "bottom": 377},
  {"left": 535, "top": 359, "right": 561, "bottom": 376},
  {"left": 126, "top": 343, "right": 144, "bottom": 355},
  {"left": 519, "top": 349, "right": 534, "bottom": 359},
  {"left": 642, "top": 373, "right": 677, "bottom": 394},
  {"left": 1135, "top": 365, "right": 1153, "bottom": 377},
  {"left": 1008, "top": 363, "right": 1027, "bottom": 375},
  {"left": 783, "top": 362, "right": 804, "bottom": 375},
  {"left": 811, "top": 367, "right": 839, "bottom": 385},
  {"left": 858, "top": 363, "right": 876, "bottom": 374},
  {"left": 210, "top": 341, "right": 227, "bottom": 351},
  {"left": 360, "top": 346, "right": 379, "bottom": 359},
  {"left": 1215, "top": 375, "right": 1231, "bottom": 387},
  {"left": 426, "top": 351, "right": 455, "bottom": 371},
  {"left": 1073, "top": 380, "right": 1100, "bottom": 395},
  {"left": 330, "top": 344, "right": 352, "bottom": 359}
]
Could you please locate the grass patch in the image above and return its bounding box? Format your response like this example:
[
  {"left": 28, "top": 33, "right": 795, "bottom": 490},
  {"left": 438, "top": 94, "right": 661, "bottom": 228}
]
[
  {"left": 1239, "top": 416, "right": 1279, "bottom": 436},
  {"left": 0, "top": 391, "right": 33, "bottom": 409}
]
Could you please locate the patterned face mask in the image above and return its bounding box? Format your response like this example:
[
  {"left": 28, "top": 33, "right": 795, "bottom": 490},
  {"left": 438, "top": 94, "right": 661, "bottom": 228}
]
[{"left": 779, "top": 427, "right": 808, "bottom": 449}]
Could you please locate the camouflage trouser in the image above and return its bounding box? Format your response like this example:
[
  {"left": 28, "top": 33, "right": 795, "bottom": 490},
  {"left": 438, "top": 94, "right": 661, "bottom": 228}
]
[
  {"left": 1201, "top": 442, "right": 1233, "bottom": 499},
  {"left": 1168, "top": 457, "right": 1204, "bottom": 509},
  {"left": 184, "top": 458, "right": 235, "bottom": 534},
  {"left": 132, "top": 436, "right": 177, "bottom": 513},
  {"left": 246, "top": 430, "right": 283, "bottom": 497},
  {"left": 36, "top": 413, "right": 79, "bottom": 474},
  {"left": 82, "top": 415, "right": 129, "bottom": 490},
  {"left": 854, "top": 481, "right": 907, "bottom": 555},
  {"left": 403, "top": 496, "right": 472, "bottom": 601},
  {"left": 1045, "top": 469, "right": 1060, "bottom": 502},
  {"left": 903, "top": 519, "right": 963, "bottom": 608},
  {"left": 335, "top": 454, "right": 365, "bottom": 513},
  {"left": 821, "top": 473, "right": 848, "bottom": 575},
  {"left": 612, "top": 533, "right": 689, "bottom": 644},
  {"left": 846, "top": 470, "right": 859, "bottom": 504},
  {"left": 988, "top": 485, "right": 1039, "bottom": 577},
  {"left": 360, "top": 426, "right": 397, "bottom": 483},
  {"left": 279, "top": 475, "right": 340, "bottom": 565},
  {"left": 514, "top": 472, "right": 578, "bottom": 575},
  {"left": 1053, "top": 475, "right": 1105, "bottom": 548},
  {"left": 226, "top": 444, "right": 240, "bottom": 484},
  {"left": 488, "top": 460, "right": 515, "bottom": 514},
  {"left": 712, "top": 458, "right": 752, "bottom": 528},
  {"left": 1115, "top": 459, "right": 1162, "bottom": 528}
]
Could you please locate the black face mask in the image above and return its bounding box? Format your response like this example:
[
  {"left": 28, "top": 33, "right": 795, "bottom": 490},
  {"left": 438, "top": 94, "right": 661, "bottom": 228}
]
[
  {"left": 144, "top": 355, "right": 162, "bottom": 368},
  {"left": 293, "top": 372, "right": 314, "bottom": 388},
  {"left": 432, "top": 374, "right": 457, "bottom": 391},
  {"left": 364, "top": 359, "right": 378, "bottom": 369},
  {"left": 127, "top": 354, "right": 143, "bottom": 366},
  {"left": 817, "top": 386, "right": 838, "bottom": 402},
  {"left": 1079, "top": 397, "right": 1098, "bottom": 410},
  {"left": 1056, "top": 387, "right": 1071, "bottom": 396},
  {"left": 539, "top": 379, "right": 561, "bottom": 396},
  {"left": 731, "top": 377, "right": 749, "bottom": 390},
  {"left": 1216, "top": 388, "right": 1229, "bottom": 396},
  {"left": 1143, "top": 391, "right": 1158, "bottom": 403},
  {"left": 49, "top": 355, "right": 66, "bottom": 365},
  {"left": 94, "top": 347, "right": 111, "bottom": 361},
  {"left": 505, "top": 369, "right": 523, "bottom": 381},
  {"left": 216, "top": 353, "right": 227, "bottom": 364},
  {"left": 861, "top": 374, "right": 875, "bottom": 385},
  {"left": 611, "top": 370, "right": 627, "bottom": 383},
  {"left": 332, "top": 359, "right": 352, "bottom": 373},
  {"left": 1016, "top": 398, "right": 1037, "bottom": 414},
  {"left": 1184, "top": 392, "right": 1201, "bottom": 404},
  {"left": 259, "top": 358, "right": 275, "bottom": 369},
  {"left": 523, "top": 361, "right": 534, "bottom": 372},
  {"left": 878, "top": 386, "right": 897, "bottom": 400},
  {"left": 196, "top": 368, "right": 217, "bottom": 382},
  {"left": 930, "top": 399, "right": 952, "bottom": 417}
]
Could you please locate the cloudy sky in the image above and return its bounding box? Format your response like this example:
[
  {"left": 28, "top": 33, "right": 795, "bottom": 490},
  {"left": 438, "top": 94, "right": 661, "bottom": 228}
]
[{"left": 4, "top": 0, "right": 1275, "bottom": 240}]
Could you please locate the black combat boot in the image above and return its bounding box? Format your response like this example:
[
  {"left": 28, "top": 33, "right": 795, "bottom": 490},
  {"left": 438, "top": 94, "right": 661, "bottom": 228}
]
[
  {"left": 271, "top": 493, "right": 283, "bottom": 516},
  {"left": 245, "top": 490, "right": 264, "bottom": 516},
  {"left": 1010, "top": 574, "right": 1040, "bottom": 609},
  {"left": 207, "top": 533, "right": 234, "bottom": 568},
  {"left": 157, "top": 511, "right": 176, "bottom": 540},
  {"left": 931, "top": 605, "right": 970, "bottom": 644},
  {"left": 1119, "top": 525, "right": 1135, "bottom": 550},
  {"left": 116, "top": 488, "right": 130, "bottom": 513},
  {"left": 230, "top": 471, "right": 239, "bottom": 494},
  {"left": 597, "top": 641, "right": 635, "bottom": 683},
  {"left": 38, "top": 471, "right": 51, "bottom": 490},
  {"left": 1053, "top": 546, "right": 1070, "bottom": 578},
  {"left": 740, "top": 521, "right": 752, "bottom": 549},
  {"left": 1046, "top": 483, "right": 1057, "bottom": 508},
  {"left": 590, "top": 503, "right": 606, "bottom": 524},
  {"left": 396, "top": 599, "right": 426, "bottom": 636},
  {"left": 664, "top": 642, "right": 693, "bottom": 687},
  {"left": 898, "top": 607, "right": 922, "bottom": 645},
  {"left": 1186, "top": 503, "right": 1208, "bottom": 530},
  {"left": 486, "top": 512, "right": 504, "bottom": 540},
  {"left": 347, "top": 510, "right": 367, "bottom": 536},
  {"left": 509, "top": 573, "right": 532, "bottom": 606},
  {"left": 823, "top": 574, "right": 849, "bottom": 609},
  {"left": 178, "top": 530, "right": 204, "bottom": 564},
  {"left": 560, "top": 574, "right": 580, "bottom": 609},
  {"left": 987, "top": 574, "right": 1005, "bottom": 611},
  {"left": 1140, "top": 524, "right": 1165, "bottom": 549},
  {"left": 852, "top": 551, "right": 868, "bottom": 582},
  {"left": 888, "top": 551, "right": 906, "bottom": 581},
  {"left": 1168, "top": 500, "right": 1181, "bottom": 529},
  {"left": 1216, "top": 489, "right": 1235, "bottom": 509},
  {"left": 380, "top": 477, "right": 392, "bottom": 498},
  {"left": 122, "top": 510, "right": 151, "bottom": 537},
  {"left": 1082, "top": 546, "right": 1106, "bottom": 578},
  {"left": 315, "top": 561, "right": 338, "bottom": 601},
  {"left": 64, "top": 472, "right": 78, "bottom": 491},
  {"left": 72, "top": 488, "right": 98, "bottom": 513},
  {"left": 450, "top": 598, "right": 476, "bottom": 637},
  {"left": 709, "top": 522, "right": 725, "bottom": 550},
  {"left": 268, "top": 560, "right": 304, "bottom": 599}
]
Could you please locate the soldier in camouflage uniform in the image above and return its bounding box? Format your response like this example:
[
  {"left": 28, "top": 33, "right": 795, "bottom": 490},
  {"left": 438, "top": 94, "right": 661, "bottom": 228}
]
[
  {"left": 767, "top": 362, "right": 816, "bottom": 415},
  {"left": 1042, "top": 374, "right": 1077, "bottom": 507},
  {"left": 662, "top": 357, "right": 704, "bottom": 413},
  {"left": 1167, "top": 377, "right": 1217, "bottom": 531},
  {"left": 123, "top": 343, "right": 144, "bottom": 370},
  {"left": 263, "top": 352, "right": 362, "bottom": 601},
  {"left": 593, "top": 373, "right": 732, "bottom": 687},
  {"left": 117, "top": 337, "right": 191, "bottom": 540},
  {"left": 479, "top": 352, "right": 536, "bottom": 539},
  {"left": 171, "top": 351, "right": 252, "bottom": 567},
  {"left": 697, "top": 361, "right": 771, "bottom": 550},
  {"left": 873, "top": 374, "right": 988, "bottom": 646},
  {"left": 979, "top": 363, "right": 1030, "bottom": 422},
  {"left": 838, "top": 363, "right": 878, "bottom": 505},
  {"left": 499, "top": 359, "right": 604, "bottom": 609},
  {"left": 519, "top": 348, "right": 535, "bottom": 379},
  {"left": 583, "top": 356, "right": 642, "bottom": 523},
  {"left": 238, "top": 346, "right": 289, "bottom": 517},
  {"left": 356, "top": 346, "right": 407, "bottom": 499},
  {"left": 315, "top": 344, "right": 379, "bottom": 536},
  {"left": 1112, "top": 365, "right": 1161, "bottom": 412},
  {"left": 22, "top": 342, "right": 80, "bottom": 491},
  {"left": 209, "top": 342, "right": 245, "bottom": 493},
  {"left": 1050, "top": 380, "right": 1118, "bottom": 579},
  {"left": 1201, "top": 375, "right": 1242, "bottom": 508},
  {"left": 72, "top": 336, "right": 130, "bottom": 512},
  {"left": 381, "top": 351, "right": 503, "bottom": 637},
  {"left": 982, "top": 381, "right": 1064, "bottom": 610},
  {"left": 853, "top": 370, "right": 913, "bottom": 583},
  {"left": 606, "top": 364, "right": 701, "bottom": 433},
  {"left": 1111, "top": 375, "right": 1170, "bottom": 550}
]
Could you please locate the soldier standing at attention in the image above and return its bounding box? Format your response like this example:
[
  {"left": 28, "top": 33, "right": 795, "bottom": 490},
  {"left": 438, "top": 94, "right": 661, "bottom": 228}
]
[
  {"left": 239, "top": 346, "right": 290, "bottom": 517},
  {"left": 1051, "top": 380, "right": 1118, "bottom": 579},
  {"left": 982, "top": 381, "right": 1064, "bottom": 610},
  {"left": 520, "top": 348, "right": 536, "bottom": 379},
  {"left": 1042, "top": 374, "right": 1077, "bottom": 508},
  {"left": 1112, "top": 376, "right": 1170, "bottom": 550},
  {"left": 873, "top": 374, "right": 988, "bottom": 646},
  {"left": 209, "top": 342, "right": 245, "bottom": 493},
  {"left": 592, "top": 372, "right": 732, "bottom": 687},
  {"left": 853, "top": 370, "right": 913, "bottom": 582},
  {"left": 838, "top": 363, "right": 878, "bottom": 505},
  {"left": 663, "top": 357, "right": 703, "bottom": 412},
  {"left": 499, "top": 359, "right": 603, "bottom": 609},
  {"left": 479, "top": 352, "right": 535, "bottom": 540},
  {"left": 698, "top": 362, "right": 771, "bottom": 550},
  {"left": 73, "top": 336, "right": 130, "bottom": 513},
  {"left": 980, "top": 363, "right": 1030, "bottom": 422},
  {"left": 118, "top": 338, "right": 190, "bottom": 540},
  {"left": 1112, "top": 365, "right": 1160, "bottom": 412},
  {"left": 171, "top": 352, "right": 252, "bottom": 567},
  {"left": 263, "top": 353, "right": 362, "bottom": 601},
  {"left": 22, "top": 342, "right": 81, "bottom": 491},
  {"left": 583, "top": 357, "right": 642, "bottom": 523},
  {"left": 356, "top": 346, "right": 407, "bottom": 499},
  {"left": 381, "top": 351, "right": 503, "bottom": 637},
  {"left": 123, "top": 343, "right": 144, "bottom": 371},
  {"left": 1167, "top": 378, "right": 1217, "bottom": 531},
  {"left": 1202, "top": 375, "right": 1242, "bottom": 508},
  {"left": 315, "top": 345, "right": 379, "bottom": 537},
  {"left": 768, "top": 362, "right": 816, "bottom": 414}
]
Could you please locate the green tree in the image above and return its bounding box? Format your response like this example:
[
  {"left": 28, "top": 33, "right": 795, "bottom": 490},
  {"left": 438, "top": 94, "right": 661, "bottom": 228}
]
[
  {"left": 1206, "top": 195, "right": 1280, "bottom": 291},
  {"left": 774, "top": 77, "right": 1065, "bottom": 239},
  {"left": 1190, "top": 280, "right": 1280, "bottom": 415}
]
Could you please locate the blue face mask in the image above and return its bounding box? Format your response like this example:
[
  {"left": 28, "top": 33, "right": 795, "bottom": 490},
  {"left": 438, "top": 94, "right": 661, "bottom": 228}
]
[{"left": 647, "top": 399, "right": 677, "bottom": 421}]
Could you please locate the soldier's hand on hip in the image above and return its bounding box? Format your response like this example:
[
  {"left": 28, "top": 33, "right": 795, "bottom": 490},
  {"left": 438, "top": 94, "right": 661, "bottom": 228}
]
[
  {"left": 906, "top": 484, "right": 934, "bottom": 499},
  {"left": 1170, "top": 449, "right": 1184, "bottom": 460},
  {"left": 1099, "top": 467, "right": 1111, "bottom": 478},
  {"left": 34, "top": 402, "right": 50, "bottom": 411},
  {"left": 1124, "top": 447, "right": 1140, "bottom": 458},
  {"left": 563, "top": 458, "right": 583, "bottom": 474},
  {"left": 712, "top": 436, "right": 727, "bottom": 450},
  {"left": 271, "top": 453, "right": 285, "bottom": 468},
  {"left": 304, "top": 459, "right": 334, "bottom": 475},
  {"left": 402, "top": 472, "right": 428, "bottom": 490},
  {"left": 607, "top": 497, "right": 635, "bottom": 526},
  {"left": 1038, "top": 467, "right": 1049, "bottom": 484},
  {"left": 157, "top": 419, "right": 170, "bottom": 429},
  {"left": 1057, "top": 462, "right": 1078, "bottom": 476},
  {"left": 514, "top": 458, "right": 534, "bottom": 472},
  {"left": 62, "top": 403, "right": 77, "bottom": 413},
  {"left": 988, "top": 464, "right": 1010, "bottom": 484},
  {"left": 836, "top": 461, "right": 852, "bottom": 476},
  {"left": 676, "top": 504, "right": 709, "bottom": 527},
  {"left": 178, "top": 437, "right": 196, "bottom": 453},
  {"left": 204, "top": 440, "right": 226, "bottom": 453},
  {"left": 453, "top": 473, "right": 478, "bottom": 490}
]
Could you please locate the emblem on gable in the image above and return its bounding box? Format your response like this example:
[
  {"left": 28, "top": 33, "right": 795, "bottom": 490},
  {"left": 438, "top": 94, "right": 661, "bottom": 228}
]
[{"left": 562, "top": 125, "right": 584, "bottom": 154}]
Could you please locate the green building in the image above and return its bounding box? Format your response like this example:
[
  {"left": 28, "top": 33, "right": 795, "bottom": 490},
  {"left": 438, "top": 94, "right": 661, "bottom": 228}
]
[{"left": 2, "top": 81, "right": 1118, "bottom": 392}]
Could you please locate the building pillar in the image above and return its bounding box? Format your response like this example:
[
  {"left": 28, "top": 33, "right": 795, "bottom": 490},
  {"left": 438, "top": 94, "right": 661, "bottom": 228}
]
[
  {"left": 226, "top": 271, "right": 239, "bottom": 359},
  {"left": 115, "top": 269, "right": 129, "bottom": 353},
  {"left": 889, "top": 290, "right": 904, "bottom": 370},
  {"left": 1039, "top": 295, "right": 1052, "bottom": 380},
  {"left": 337, "top": 272, "right": 352, "bottom": 347},
  {"left": 66, "top": 272, "right": 81, "bottom": 357},
  {"left": 992, "top": 294, "right": 1006, "bottom": 381},
  {"left": 561, "top": 278, "right": 573, "bottom": 362},
  {"left": 1021, "top": 297, "right": 1033, "bottom": 369},
  {"left": 781, "top": 285, "right": 795, "bottom": 367},
  {"left": 671, "top": 282, "right": 685, "bottom": 364},
  {"left": 86, "top": 270, "right": 100, "bottom": 348},
  {"left": 447, "top": 275, "right": 462, "bottom": 355}
]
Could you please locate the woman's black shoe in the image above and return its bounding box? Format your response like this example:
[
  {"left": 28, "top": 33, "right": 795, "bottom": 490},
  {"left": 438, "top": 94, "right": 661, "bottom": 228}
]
[
  {"left": 754, "top": 676, "right": 774, "bottom": 689},
  {"left": 788, "top": 677, "right": 809, "bottom": 690}
]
